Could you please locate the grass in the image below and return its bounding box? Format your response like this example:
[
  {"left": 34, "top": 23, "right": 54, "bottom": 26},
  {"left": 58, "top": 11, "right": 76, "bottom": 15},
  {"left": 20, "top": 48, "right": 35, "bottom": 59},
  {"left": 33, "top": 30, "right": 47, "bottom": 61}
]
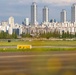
[
  {"left": 0, "top": 48, "right": 76, "bottom": 52},
  {"left": 0, "top": 40, "right": 76, "bottom": 52},
  {"left": 0, "top": 40, "right": 76, "bottom": 46}
]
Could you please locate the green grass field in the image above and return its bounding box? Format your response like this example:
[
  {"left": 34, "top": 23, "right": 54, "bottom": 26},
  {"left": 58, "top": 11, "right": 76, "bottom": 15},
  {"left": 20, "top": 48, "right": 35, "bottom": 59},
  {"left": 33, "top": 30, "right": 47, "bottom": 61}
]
[
  {"left": 0, "top": 40, "right": 76, "bottom": 46},
  {"left": 0, "top": 48, "right": 76, "bottom": 52},
  {"left": 0, "top": 40, "right": 76, "bottom": 52}
]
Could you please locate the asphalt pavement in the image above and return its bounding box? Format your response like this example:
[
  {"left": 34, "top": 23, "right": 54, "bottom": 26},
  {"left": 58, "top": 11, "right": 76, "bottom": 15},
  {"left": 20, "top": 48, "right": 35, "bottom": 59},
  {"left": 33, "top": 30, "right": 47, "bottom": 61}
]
[
  {"left": 0, "top": 45, "right": 76, "bottom": 48},
  {"left": 0, "top": 51, "right": 76, "bottom": 75}
]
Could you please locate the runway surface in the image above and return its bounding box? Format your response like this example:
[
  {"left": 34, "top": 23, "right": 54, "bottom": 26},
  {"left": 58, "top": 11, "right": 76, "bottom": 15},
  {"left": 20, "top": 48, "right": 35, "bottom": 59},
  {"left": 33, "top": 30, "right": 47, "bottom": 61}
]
[
  {"left": 0, "top": 51, "right": 76, "bottom": 75},
  {"left": 0, "top": 45, "right": 76, "bottom": 48}
]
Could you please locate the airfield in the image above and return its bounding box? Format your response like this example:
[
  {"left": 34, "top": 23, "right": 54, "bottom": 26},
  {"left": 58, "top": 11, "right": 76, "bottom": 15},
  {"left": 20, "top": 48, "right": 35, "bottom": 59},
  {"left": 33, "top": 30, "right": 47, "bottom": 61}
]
[{"left": 0, "top": 39, "right": 76, "bottom": 75}]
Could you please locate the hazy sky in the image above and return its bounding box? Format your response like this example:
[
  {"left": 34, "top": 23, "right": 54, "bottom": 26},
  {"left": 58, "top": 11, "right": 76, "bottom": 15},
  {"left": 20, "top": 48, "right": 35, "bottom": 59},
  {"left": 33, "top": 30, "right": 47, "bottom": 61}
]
[{"left": 0, "top": 0, "right": 76, "bottom": 24}]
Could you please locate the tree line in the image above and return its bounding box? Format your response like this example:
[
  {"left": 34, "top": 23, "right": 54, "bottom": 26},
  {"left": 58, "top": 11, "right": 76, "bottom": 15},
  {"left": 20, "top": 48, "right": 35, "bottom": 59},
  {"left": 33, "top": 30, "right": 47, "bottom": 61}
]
[
  {"left": 0, "top": 31, "right": 76, "bottom": 39},
  {"left": 21, "top": 31, "right": 76, "bottom": 39},
  {"left": 0, "top": 31, "right": 17, "bottom": 39}
]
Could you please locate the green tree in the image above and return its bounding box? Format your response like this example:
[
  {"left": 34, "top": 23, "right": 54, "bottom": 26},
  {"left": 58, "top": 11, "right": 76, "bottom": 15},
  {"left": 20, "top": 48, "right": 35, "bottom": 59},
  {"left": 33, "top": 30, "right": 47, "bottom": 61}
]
[
  {"left": 12, "top": 33, "right": 17, "bottom": 39},
  {"left": 75, "top": 32, "right": 76, "bottom": 38},
  {"left": 21, "top": 33, "right": 32, "bottom": 38}
]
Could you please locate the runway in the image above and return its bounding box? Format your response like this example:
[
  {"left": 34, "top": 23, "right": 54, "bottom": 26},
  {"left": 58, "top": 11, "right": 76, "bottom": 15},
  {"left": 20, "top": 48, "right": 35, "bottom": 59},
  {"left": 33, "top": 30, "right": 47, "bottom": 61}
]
[
  {"left": 0, "top": 51, "right": 76, "bottom": 75},
  {"left": 0, "top": 45, "right": 76, "bottom": 48}
]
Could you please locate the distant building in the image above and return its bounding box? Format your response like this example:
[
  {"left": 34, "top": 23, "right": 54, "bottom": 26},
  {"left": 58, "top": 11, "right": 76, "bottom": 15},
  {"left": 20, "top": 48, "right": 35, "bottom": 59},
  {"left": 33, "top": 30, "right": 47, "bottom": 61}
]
[
  {"left": 1, "top": 21, "right": 8, "bottom": 26},
  {"left": 13, "top": 29, "right": 19, "bottom": 35},
  {"left": 31, "top": 2, "right": 38, "bottom": 25},
  {"left": 50, "top": 19, "right": 56, "bottom": 23},
  {"left": 8, "top": 16, "right": 14, "bottom": 27},
  {"left": 24, "top": 18, "right": 29, "bottom": 26},
  {"left": 60, "top": 9, "right": 67, "bottom": 23},
  {"left": 8, "top": 27, "right": 13, "bottom": 35},
  {"left": 71, "top": 3, "right": 76, "bottom": 23},
  {"left": 43, "top": 6, "right": 49, "bottom": 23},
  {"left": 0, "top": 3, "right": 76, "bottom": 36},
  {"left": 19, "top": 28, "right": 22, "bottom": 35}
]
